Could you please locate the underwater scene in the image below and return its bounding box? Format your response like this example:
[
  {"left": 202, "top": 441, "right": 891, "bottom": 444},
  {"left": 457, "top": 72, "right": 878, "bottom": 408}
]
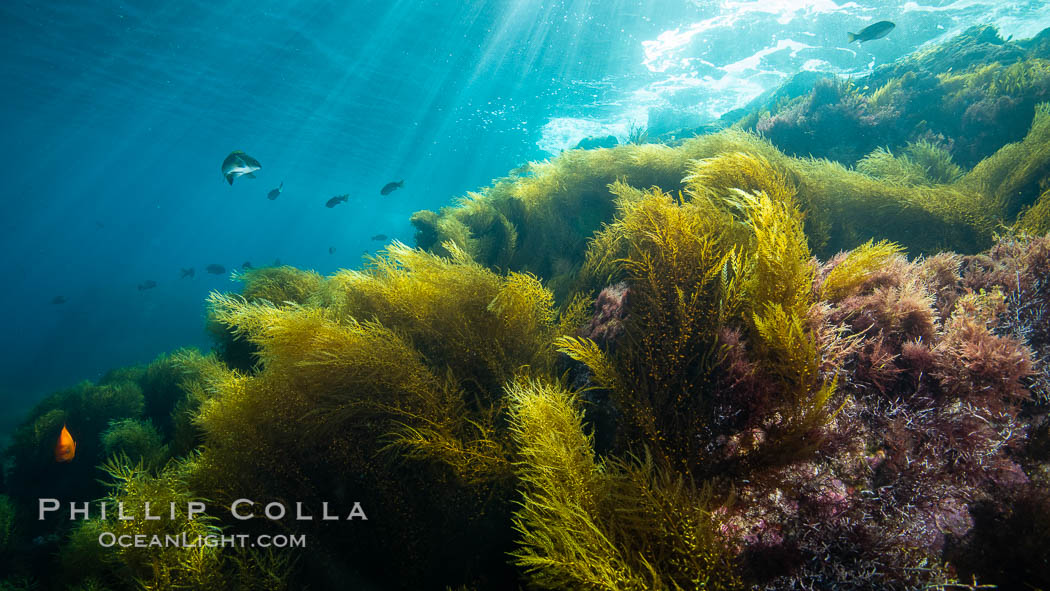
[{"left": 4, "top": 0, "right": 1050, "bottom": 589}]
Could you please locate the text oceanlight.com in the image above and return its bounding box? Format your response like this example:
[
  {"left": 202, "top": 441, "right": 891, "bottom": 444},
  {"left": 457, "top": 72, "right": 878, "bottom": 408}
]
[
  {"left": 97, "top": 532, "right": 307, "bottom": 549},
  {"left": 38, "top": 498, "right": 366, "bottom": 548}
]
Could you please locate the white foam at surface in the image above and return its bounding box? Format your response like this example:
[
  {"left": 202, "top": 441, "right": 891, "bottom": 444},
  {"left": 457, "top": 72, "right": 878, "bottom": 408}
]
[
  {"left": 902, "top": 0, "right": 1050, "bottom": 41},
  {"left": 722, "top": 0, "right": 861, "bottom": 24},
  {"left": 801, "top": 58, "right": 836, "bottom": 71},
  {"left": 536, "top": 117, "right": 629, "bottom": 154},
  {"left": 723, "top": 39, "right": 816, "bottom": 74},
  {"left": 642, "top": 18, "right": 734, "bottom": 74},
  {"left": 539, "top": 0, "right": 1050, "bottom": 155}
]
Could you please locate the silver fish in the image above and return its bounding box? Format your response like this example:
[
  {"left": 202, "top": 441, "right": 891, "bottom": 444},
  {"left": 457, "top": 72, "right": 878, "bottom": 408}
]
[{"left": 222, "top": 151, "right": 262, "bottom": 185}]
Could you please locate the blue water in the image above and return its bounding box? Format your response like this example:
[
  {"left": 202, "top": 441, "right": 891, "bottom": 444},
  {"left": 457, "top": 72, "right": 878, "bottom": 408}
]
[{"left": 2, "top": 0, "right": 1049, "bottom": 434}]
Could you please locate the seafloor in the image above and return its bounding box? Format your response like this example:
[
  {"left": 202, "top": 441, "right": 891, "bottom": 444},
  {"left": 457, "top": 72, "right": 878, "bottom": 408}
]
[{"left": 2, "top": 25, "right": 1050, "bottom": 591}]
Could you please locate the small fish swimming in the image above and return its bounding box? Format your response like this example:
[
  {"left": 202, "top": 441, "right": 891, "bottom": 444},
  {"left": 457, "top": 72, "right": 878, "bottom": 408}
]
[
  {"left": 221, "top": 150, "right": 262, "bottom": 185},
  {"left": 242, "top": 261, "right": 253, "bottom": 270},
  {"left": 267, "top": 181, "right": 283, "bottom": 200},
  {"left": 180, "top": 267, "right": 195, "bottom": 279},
  {"left": 370, "top": 234, "right": 388, "bottom": 241},
  {"left": 848, "top": 21, "right": 895, "bottom": 43},
  {"left": 55, "top": 424, "right": 76, "bottom": 462},
  {"left": 51, "top": 295, "right": 67, "bottom": 304},
  {"left": 206, "top": 264, "right": 226, "bottom": 275},
  {"left": 380, "top": 180, "right": 404, "bottom": 195},
  {"left": 137, "top": 280, "right": 157, "bottom": 291},
  {"left": 329, "top": 246, "right": 336, "bottom": 254},
  {"left": 326, "top": 194, "right": 349, "bottom": 208}
]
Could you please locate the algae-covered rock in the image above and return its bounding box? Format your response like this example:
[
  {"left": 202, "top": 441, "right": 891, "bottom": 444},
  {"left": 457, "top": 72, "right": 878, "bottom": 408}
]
[
  {"left": 725, "top": 25, "right": 1050, "bottom": 168},
  {"left": 573, "top": 134, "right": 618, "bottom": 149},
  {"left": 4, "top": 22, "right": 1050, "bottom": 591}
]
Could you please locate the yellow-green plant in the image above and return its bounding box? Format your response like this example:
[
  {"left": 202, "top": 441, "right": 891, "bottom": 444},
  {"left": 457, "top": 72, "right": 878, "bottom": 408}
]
[
  {"left": 938, "top": 59, "right": 1050, "bottom": 101},
  {"left": 904, "top": 140, "right": 964, "bottom": 184},
  {"left": 412, "top": 128, "right": 1007, "bottom": 294},
  {"left": 1017, "top": 187, "right": 1050, "bottom": 235},
  {"left": 411, "top": 130, "right": 782, "bottom": 298},
  {"left": 88, "top": 454, "right": 229, "bottom": 590},
  {"left": 565, "top": 175, "right": 840, "bottom": 475},
  {"left": 507, "top": 378, "right": 739, "bottom": 591},
  {"left": 198, "top": 242, "right": 566, "bottom": 491},
  {"left": 100, "top": 419, "right": 168, "bottom": 469},
  {"left": 569, "top": 182, "right": 749, "bottom": 468},
  {"left": 735, "top": 188, "right": 841, "bottom": 463},
  {"left": 187, "top": 243, "right": 575, "bottom": 586},
  {"left": 234, "top": 265, "right": 324, "bottom": 305},
  {"left": 77, "top": 454, "right": 296, "bottom": 591},
  {"left": 207, "top": 267, "right": 327, "bottom": 371},
  {"left": 962, "top": 102, "right": 1050, "bottom": 217},
  {"left": 857, "top": 147, "right": 930, "bottom": 185},
  {"left": 821, "top": 240, "right": 906, "bottom": 301},
  {"left": 139, "top": 348, "right": 210, "bottom": 439},
  {"left": 164, "top": 349, "right": 227, "bottom": 457},
  {"left": 794, "top": 156, "right": 994, "bottom": 255},
  {"left": 867, "top": 75, "right": 904, "bottom": 110},
  {"left": 316, "top": 241, "right": 560, "bottom": 398},
  {"left": 685, "top": 151, "right": 799, "bottom": 205}
]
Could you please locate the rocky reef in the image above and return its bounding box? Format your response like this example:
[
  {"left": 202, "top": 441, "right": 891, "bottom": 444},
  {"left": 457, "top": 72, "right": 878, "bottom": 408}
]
[{"left": 2, "top": 25, "right": 1050, "bottom": 591}]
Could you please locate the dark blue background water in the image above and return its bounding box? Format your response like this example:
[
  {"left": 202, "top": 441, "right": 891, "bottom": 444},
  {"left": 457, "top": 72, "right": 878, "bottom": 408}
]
[{"left": 2, "top": 0, "right": 1047, "bottom": 438}]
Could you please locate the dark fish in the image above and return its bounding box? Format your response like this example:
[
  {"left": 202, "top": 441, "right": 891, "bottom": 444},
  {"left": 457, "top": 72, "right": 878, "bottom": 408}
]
[
  {"left": 180, "top": 267, "right": 195, "bottom": 279},
  {"left": 272, "top": 258, "right": 282, "bottom": 267},
  {"left": 267, "top": 181, "right": 283, "bottom": 200},
  {"left": 51, "top": 296, "right": 67, "bottom": 304},
  {"left": 380, "top": 180, "right": 404, "bottom": 195},
  {"left": 137, "top": 280, "right": 157, "bottom": 291},
  {"left": 329, "top": 246, "right": 336, "bottom": 254},
  {"left": 206, "top": 264, "right": 226, "bottom": 275},
  {"left": 221, "top": 150, "right": 261, "bottom": 185},
  {"left": 370, "top": 234, "right": 388, "bottom": 241},
  {"left": 848, "top": 21, "right": 894, "bottom": 43},
  {"left": 242, "top": 261, "right": 252, "bottom": 270},
  {"left": 326, "top": 194, "right": 349, "bottom": 208},
  {"left": 94, "top": 220, "right": 105, "bottom": 229}
]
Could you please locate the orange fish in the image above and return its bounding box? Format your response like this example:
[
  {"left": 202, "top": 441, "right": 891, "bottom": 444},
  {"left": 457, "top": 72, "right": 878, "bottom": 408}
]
[{"left": 55, "top": 423, "right": 76, "bottom": 462}]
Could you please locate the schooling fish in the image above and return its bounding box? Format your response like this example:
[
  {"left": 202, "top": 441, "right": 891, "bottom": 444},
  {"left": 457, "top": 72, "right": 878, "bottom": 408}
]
[
  {"left": 180, "top": 267, "right": 195, "bottom": 279},
  {"left": 51, "top": 295, "right": 67, "bottom": 304},
  {"left": 221, "top": 150, "right": 262, "bottom": 185},
  {"left": 380, "top": 180, "right": 404, "bottom": 195},
  {"left": 267, "top": 181, "right": 283, "bottom": 200},
  {"left": 326, "top": 194, "right": 349, "bottom": 208},
  {"left": 848, "top": 21, "right": 894, "bottom": 43},
  {"left": 55, "top": 424, "right": 76, "bottom": 462},
  {"left": 370, "top": 234, "right": 388, "bottom": 241},
  {"left": 137, "top": 280, "right": 157, "bottom": 291},
  {"left": 206, "top": 264, "right": 226, "bottom": 274}
]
